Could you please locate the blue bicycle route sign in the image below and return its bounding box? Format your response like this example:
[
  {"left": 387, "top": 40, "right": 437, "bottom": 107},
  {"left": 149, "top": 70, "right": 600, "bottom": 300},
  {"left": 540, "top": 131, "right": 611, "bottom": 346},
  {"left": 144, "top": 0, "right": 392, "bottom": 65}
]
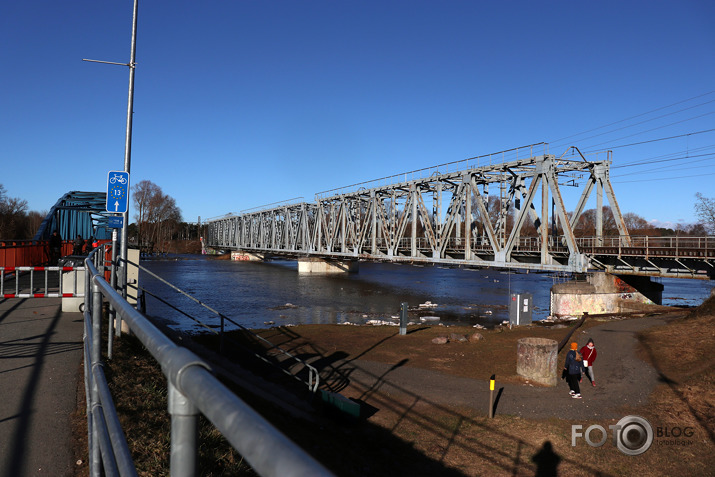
[{"left": 106, "top": 171, "right": 130, "bottom": 214}]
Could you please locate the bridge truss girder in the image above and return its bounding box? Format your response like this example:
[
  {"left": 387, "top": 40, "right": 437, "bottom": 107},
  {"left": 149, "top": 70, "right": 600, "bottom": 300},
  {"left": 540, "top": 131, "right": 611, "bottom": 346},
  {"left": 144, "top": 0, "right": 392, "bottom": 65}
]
[
  {"left": 208, "top": 153, "right": 634, "bottom": 274},
  {"left": 33, "top": 191, "right": 114, "bottom": 241}
]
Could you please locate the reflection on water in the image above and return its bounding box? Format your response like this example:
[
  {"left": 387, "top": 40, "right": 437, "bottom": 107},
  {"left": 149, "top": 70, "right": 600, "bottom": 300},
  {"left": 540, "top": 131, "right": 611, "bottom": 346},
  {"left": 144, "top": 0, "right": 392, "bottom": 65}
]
[{"left": 139, "top": 255, "right": 713, "bottom": 333}]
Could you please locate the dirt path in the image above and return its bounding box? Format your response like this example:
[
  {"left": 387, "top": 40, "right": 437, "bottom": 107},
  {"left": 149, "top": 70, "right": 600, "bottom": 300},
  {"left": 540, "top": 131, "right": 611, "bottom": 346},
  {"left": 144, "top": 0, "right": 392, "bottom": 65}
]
[{"left": 338, "top": 316, "right": 666, "bottom": 420}]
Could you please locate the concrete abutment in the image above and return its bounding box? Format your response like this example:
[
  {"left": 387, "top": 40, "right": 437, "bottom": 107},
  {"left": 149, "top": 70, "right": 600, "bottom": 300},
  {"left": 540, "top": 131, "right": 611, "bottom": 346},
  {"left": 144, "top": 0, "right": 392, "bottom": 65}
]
[
  {"left": 551, "top": 272, "right": 664, "bottom": 317},
  {"left": 231, "top": 251, "right": 358, "bottom": 273},
  {"left": 231, "top": 251, "right": 266, "bottom": 262},
  {"left": 297, "top": 257, "right": 359, "bottom": 274}
]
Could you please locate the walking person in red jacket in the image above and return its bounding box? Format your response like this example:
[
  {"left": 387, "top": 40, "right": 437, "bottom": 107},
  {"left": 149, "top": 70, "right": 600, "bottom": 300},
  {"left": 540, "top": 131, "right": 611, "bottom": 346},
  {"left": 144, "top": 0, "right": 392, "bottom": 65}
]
[{"left": 580, "top": 338, "right": 597, "bottom": 387}]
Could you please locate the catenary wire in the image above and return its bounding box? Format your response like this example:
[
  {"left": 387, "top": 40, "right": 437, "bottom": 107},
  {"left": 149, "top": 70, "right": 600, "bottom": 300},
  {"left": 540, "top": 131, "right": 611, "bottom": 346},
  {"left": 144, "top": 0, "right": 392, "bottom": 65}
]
[{"left": 548, "top": 90, "right": 715, "bottom": 145}]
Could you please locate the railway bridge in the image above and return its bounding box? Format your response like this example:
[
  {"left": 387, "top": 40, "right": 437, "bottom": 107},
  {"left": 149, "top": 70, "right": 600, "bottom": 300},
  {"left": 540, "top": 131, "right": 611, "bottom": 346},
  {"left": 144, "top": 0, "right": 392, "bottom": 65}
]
[
  {"left": 205, "top": 144, "right": 713, "bottom": 316},
  {"left": 205, "top": 144, "right": 714, "bottom": 280}
]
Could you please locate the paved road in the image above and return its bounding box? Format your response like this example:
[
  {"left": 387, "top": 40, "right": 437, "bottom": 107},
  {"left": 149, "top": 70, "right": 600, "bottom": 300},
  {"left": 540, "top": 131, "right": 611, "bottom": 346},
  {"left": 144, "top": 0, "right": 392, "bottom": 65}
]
[{"left": 0, "top": 298, "right": 84, "bottom": 477}]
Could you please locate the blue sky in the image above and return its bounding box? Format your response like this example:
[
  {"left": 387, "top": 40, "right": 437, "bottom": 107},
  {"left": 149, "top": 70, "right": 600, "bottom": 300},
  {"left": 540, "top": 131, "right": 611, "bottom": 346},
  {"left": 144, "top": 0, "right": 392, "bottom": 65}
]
[{"left": 2, "top": 1, "right": 714, "bottom": 229}]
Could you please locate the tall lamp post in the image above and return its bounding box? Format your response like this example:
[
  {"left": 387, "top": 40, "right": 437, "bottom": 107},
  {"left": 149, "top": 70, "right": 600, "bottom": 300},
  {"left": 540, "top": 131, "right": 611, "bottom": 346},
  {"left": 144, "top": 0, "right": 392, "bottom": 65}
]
[
  {"left": 121, "top": 0, "right": 139, "bottom": 297},
  {"left": 84, "top": 0, "right": 139, "bottom": 297}
]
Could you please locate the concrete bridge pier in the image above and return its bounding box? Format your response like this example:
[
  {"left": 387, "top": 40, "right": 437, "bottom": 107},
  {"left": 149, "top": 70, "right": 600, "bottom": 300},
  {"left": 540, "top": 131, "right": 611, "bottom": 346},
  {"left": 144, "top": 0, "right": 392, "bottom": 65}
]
[
  {"left": 551, "top": 272, "right": 664, "bottom": 317},
  {"left": 231, "top": 251, "right": 266, "bottom": 261},
  {"left": 298, "top": 257, "right": 359, "bottom": 274}
]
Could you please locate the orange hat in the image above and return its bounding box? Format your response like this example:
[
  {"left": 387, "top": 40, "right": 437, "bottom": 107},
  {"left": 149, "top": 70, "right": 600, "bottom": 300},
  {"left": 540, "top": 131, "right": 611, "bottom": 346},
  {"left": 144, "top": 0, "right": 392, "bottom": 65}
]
[{"left": 570, "top": 342, "right": 578, "bottom": 350}]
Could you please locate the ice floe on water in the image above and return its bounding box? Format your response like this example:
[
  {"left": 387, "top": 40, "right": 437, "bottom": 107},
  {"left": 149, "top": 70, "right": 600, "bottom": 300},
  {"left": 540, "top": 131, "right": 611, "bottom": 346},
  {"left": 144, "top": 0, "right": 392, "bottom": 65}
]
[
  {"left": 420, "top": 316, "right": 440, "bottom": 322},
  {"left": 366, "top": 319, "right": 398, "bottom": 326}
]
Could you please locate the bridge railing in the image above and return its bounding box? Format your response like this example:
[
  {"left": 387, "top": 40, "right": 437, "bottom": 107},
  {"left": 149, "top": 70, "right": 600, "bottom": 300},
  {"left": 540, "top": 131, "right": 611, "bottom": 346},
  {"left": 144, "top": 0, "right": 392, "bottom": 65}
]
[
  {"left": 0, "top": 240, "right": 73, "bottom": 267},
  {"left": 576, "top": 235, "right": 715, "bottom": 257},
  {"left": 82, "top": 246, "right": 334, "bottom": 477}
]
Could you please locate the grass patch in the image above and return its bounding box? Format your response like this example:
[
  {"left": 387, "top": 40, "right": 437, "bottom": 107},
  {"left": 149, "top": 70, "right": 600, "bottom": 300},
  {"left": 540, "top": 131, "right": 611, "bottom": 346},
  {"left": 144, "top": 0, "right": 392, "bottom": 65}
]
[{"left": 73, "top": 334, "right": 256, "bottom": 476}]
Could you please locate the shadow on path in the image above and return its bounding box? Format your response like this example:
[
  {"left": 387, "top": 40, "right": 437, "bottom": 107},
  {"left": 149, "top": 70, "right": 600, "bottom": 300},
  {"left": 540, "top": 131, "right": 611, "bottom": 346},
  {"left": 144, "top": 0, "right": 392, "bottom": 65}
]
[{"left": 1, "top": 307, "right": 63, "bottom": 477}]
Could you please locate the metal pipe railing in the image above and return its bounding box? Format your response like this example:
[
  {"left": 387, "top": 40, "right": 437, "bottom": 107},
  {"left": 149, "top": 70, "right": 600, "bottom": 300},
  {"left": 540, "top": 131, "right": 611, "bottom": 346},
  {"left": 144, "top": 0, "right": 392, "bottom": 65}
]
[
  {"left": 0, "top": 265, "right": 85, "bottom": 298},
  {"left": 135, "top": 262, "right": 320, "bottom": 392},
  {"left": 82, "top": 246, "right": 334, "bottom": 477}
]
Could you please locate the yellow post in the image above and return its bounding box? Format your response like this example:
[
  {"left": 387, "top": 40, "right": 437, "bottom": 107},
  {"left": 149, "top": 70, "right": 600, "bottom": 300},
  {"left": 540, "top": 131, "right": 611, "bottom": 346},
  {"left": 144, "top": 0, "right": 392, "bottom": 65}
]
[{"left": 489, "top": 374, "right": 495, "bottom": 418}]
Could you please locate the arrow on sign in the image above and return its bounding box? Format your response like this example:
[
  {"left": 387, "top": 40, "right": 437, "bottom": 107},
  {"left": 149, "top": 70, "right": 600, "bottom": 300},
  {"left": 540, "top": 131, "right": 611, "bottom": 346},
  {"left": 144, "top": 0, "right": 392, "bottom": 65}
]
[{"left": 114, "top": 201, "right": 120, "bottom": 211}]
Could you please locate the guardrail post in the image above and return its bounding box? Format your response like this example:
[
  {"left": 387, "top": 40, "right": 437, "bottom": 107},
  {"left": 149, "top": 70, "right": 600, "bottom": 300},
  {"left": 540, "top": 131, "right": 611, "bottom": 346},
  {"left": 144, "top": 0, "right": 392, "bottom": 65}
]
[
  {"left": 168, "top": 382, "right": 200, "bottom": 477},
  {"left": 110, "top": 232, "right": 122, "bottom": 337},
  {"left": 101, "top": 245, "right": 115, "bottom": 359},
  {"left": 90, "top": 277, "right": 103, "bottom": 477}
]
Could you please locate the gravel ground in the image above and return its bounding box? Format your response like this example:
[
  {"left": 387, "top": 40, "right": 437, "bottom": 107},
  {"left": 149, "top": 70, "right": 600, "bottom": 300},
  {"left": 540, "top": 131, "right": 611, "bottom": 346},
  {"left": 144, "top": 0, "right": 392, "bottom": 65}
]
[{"left": 339, "top": 316, "right": 668, "bottom": 420}]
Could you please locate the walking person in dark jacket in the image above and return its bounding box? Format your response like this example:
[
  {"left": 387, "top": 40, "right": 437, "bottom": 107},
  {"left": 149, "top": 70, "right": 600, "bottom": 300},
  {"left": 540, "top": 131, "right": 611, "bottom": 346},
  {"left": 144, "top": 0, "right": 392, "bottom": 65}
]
[
  {"left": 564, "top": 342, "right": 584, "bottom": 399},
  {"left": 580, "top": 338, "right": 598, "bottom": 387},
  {"left": 73, "top": 235, "right": 84, "bottom": 255},
  {"left": 49, "top": 230, "right": 62, "bottom": 264}
]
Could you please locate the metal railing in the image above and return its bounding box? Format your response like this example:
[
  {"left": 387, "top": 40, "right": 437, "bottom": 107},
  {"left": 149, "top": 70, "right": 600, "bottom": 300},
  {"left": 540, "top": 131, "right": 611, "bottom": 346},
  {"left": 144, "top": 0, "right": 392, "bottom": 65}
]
[
  {"left": 0, "top": 265, "right": 85, "bottom": 298},
  {"left": 0, "top": 239, "right": 73, "bottom": 267},
  {"left": 575, "top": 235, "right": 715, "bottom": 257},
  {"left": 135, "top": 262, "right": 320, "bottom": 392},
  {"left": 83, "top": 246, "right": 334, "bottom": 477}
]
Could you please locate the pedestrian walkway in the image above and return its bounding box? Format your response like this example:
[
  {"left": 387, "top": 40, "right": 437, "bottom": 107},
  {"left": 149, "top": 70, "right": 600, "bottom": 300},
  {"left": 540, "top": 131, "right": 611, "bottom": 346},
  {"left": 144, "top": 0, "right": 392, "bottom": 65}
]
[
  {"left": 0, "top": 297, "right": 84, "bottom": 477},
  {"left": 333, "top": 316, "right": 668, "bottom": 421}
]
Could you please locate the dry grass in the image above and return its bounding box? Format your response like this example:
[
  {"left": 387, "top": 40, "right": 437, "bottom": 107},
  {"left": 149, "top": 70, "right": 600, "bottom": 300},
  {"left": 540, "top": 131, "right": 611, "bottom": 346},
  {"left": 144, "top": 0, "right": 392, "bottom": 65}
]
[{"left": 73, "top": 334, "right": 256, "bottom": 477}]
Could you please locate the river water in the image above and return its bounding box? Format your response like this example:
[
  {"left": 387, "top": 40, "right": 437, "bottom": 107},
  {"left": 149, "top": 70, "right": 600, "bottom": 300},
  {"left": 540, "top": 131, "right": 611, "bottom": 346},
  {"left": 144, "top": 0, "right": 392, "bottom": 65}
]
[{"left": 139, "top": 255, "right": 713, "bottom": 333}]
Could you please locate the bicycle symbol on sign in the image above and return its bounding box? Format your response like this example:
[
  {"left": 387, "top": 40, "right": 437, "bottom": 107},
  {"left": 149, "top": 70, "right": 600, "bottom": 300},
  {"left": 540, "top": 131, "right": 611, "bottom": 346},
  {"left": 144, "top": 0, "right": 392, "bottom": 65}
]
[{"left": 109, "top": 173, "right": 128, "bottom": 185}]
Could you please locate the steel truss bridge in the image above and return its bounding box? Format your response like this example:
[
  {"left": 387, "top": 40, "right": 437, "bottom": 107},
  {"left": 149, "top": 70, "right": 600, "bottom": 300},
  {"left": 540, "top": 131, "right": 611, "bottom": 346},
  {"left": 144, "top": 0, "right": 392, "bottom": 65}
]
[
  {"left": 206, "top": 145, "right": 714, "bottom": 280},
  {"left": 33, "top": 191, "right": 115, "bottom": 241}
]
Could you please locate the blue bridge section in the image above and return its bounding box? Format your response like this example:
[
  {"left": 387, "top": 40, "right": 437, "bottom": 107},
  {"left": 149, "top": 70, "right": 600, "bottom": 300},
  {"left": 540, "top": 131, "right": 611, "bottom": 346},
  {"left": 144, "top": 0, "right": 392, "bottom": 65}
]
[{"left": 33, "top": 191, "right": 116, "bottom": 241}]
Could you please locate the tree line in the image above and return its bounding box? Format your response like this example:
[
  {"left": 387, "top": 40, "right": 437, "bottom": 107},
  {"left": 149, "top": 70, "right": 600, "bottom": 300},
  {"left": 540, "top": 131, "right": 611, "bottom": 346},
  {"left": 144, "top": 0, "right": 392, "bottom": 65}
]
[{"left": 0, "top": 184, "right": 45, "bottom": 240}]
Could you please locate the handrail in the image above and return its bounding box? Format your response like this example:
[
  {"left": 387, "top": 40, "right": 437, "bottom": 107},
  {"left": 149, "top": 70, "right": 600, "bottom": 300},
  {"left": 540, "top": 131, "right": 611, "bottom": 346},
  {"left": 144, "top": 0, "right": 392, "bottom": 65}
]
[
  {"left": 83, "top": 246, "right": 334, "bottom": 477},
  {"left": 139, "top": 285, "right": 320, "bottom": 392},
  {"left": 134, "top": 261, "right": 320, "bottom": 392}
]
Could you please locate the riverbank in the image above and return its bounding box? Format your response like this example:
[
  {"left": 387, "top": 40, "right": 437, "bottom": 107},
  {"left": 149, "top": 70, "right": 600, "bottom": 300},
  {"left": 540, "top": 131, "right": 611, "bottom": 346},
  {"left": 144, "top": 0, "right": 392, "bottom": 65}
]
[{"left": 78, "top": 297, "right": 715, "bottom": 476}]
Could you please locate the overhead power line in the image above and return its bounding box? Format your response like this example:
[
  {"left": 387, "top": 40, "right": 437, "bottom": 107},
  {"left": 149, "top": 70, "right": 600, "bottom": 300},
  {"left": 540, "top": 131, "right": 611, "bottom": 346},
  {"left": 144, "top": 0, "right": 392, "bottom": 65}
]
[
  {"left": 613, "top": 171, "right": 715, "bottom": 184},
  {"left": 611, "top": 152, "right": 715, "bottom": 177},
  {"left": 612, "top": 148, "right": 715, "bottom": 169},
  {"left": 598, "top": 128, "right": 715, "bottom": 154},
  {"left": 557, "top": 100, "right": 715, "bottom": 150},
  {"left": 549, "top": 90, "right": 715, "bottom": 145},
  {"left": 582, "top": 111, "right": 715, "bottom": 151}
]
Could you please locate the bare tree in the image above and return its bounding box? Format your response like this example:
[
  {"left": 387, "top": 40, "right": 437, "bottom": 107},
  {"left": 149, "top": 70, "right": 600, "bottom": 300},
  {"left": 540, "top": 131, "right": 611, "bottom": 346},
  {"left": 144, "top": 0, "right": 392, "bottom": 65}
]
[
  {"left": 694, "top": 193, "right": 715, "bottom": 234},
  {"left": 572, "top": 206, "right": 619, "bottom": 237},
  {"left": 623, "top": 212, "right": 655, "bottom": 235},
  {"left": 132, "top": 180, "right": 161, "bottom": 249},
  {"left": 131, "top": 181, "right": 183, "bottom": 252},
  {"left": 0, "top": 184, "right": 29, "bottom": 239}
]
